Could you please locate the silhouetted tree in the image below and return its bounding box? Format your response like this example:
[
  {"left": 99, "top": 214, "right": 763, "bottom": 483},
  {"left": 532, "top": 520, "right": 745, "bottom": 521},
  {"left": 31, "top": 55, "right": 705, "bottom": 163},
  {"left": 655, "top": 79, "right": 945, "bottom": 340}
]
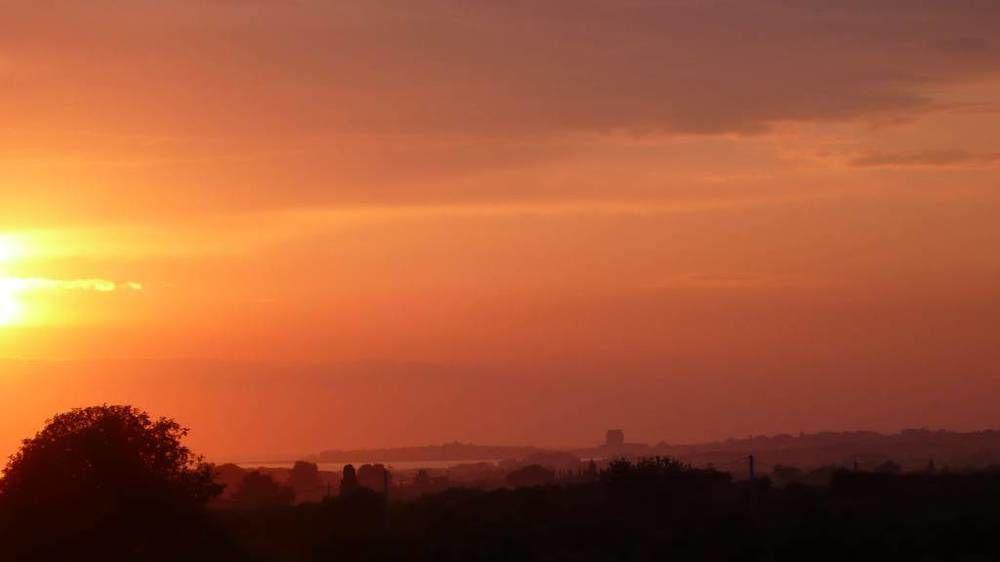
[
  {"left": 772, "top": 464, "right": 805, "bottom": 486},
  {"left": 213, "top": 463, "right": 249, "bottom": 501},
  {"left": 803, "top": 464, "right": 841, "bottom": 486},
  {"left": 0, "top": 404, "right": 231, "bottom": 561},
  {"left": 341, "top": 464, "right": 361, "bottom": 496},
  {"left": 288, "top": 460, "right": 323, "bottom": 503},
  {"left": 505, "top": 464, "right": 556, "bottom": 487},
  {"left": 358, "top": 463, "right": 390, "bottom": 493},
  {"left": 231, "top": 471, "right": 294, "bottom": 509},
  {"left": 414, "top": 469, "right": 432, "bottom": 489},
  {"left": 876, "top": 460, "right": 902, "bottom": 474}
]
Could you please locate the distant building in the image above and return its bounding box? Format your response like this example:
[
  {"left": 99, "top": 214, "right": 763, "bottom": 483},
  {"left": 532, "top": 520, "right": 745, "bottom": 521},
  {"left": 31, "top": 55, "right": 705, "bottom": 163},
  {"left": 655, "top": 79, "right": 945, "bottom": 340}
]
[{"left": 606, "top": 429, "right": 625, "bottom": 448}]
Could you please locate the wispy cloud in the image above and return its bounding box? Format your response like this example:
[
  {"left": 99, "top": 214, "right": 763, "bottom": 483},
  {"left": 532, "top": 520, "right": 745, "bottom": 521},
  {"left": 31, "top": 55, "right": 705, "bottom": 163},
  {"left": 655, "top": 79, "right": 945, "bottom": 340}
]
[
  {"left": 643, "top": 273, "right": 832, "bottom": 292},
  {"left": 850, "top": 149, "right": 1000, "bottom": 168},
  {"left": 0, "top": 278, "right": 143, "bottom": 293}
]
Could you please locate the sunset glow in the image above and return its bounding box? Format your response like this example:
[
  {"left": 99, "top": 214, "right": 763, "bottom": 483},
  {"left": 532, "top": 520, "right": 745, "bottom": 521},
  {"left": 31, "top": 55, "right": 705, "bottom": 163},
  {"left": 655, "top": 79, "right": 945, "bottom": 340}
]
[
  {"left": 4, "top": 3, "right": 1000, "bottom": 559},
  {"left": 0, "top": 288, "right": 21, "bottom": 327},
  {"left": 1, "top": 1, "right": 999, "bottom": 465},
  {"left": 0, "top": 234, "right": 144, "bottom": 327},
  {"left": 0, "top": 236, "right": 24, "bottom": 326},
  {"left": 0, "top": 236, "right": 21, "bottom": 263}
]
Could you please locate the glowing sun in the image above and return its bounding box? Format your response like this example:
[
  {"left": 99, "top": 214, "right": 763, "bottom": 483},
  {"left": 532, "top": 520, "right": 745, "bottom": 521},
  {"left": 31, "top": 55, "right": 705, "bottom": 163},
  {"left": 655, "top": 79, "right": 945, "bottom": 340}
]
[{"left": 0, "top": 236, "right": 26, "bottom": 326}]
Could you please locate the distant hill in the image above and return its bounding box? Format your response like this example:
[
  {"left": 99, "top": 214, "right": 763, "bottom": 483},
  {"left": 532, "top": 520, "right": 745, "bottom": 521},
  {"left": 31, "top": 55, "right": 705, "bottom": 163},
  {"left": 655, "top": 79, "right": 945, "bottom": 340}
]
[
  {"left": 315, "top": 442, "right": 544, "bottom": 463},
  {"left": 591, "top": 428, "right": 1000, "bottom": 473},
  {"left": 311, "top": 429, "right": 1000, "bottom": 473}
]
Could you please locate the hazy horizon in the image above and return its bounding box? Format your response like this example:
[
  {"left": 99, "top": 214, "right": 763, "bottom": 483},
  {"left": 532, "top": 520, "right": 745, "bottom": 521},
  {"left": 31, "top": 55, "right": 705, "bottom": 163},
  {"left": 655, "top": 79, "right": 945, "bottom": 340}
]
[
  {"left": 2, "top": 1, "right": 1000, "bottom": 466},
  {"left": 3, "top": 356, "right": 997, "bottom": 462}
]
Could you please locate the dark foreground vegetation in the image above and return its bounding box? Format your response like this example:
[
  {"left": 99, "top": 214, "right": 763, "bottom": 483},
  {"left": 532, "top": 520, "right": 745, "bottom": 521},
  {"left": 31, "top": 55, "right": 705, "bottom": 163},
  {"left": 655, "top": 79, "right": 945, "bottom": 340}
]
[{"left": 2, "top": 406, "right": 1000, "bottom": 561}]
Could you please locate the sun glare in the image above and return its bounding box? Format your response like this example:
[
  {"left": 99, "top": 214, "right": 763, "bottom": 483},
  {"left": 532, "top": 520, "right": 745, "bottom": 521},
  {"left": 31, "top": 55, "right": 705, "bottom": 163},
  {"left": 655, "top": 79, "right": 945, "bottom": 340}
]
[
  {"left": 0, "top": 236, "right": 22, "bottom": 263},
  {"left": 0, "top": 235, "right": 26, "bottom": 326},
  {"left": 0, "top": 287, "right": 22, "bottom": 326}
]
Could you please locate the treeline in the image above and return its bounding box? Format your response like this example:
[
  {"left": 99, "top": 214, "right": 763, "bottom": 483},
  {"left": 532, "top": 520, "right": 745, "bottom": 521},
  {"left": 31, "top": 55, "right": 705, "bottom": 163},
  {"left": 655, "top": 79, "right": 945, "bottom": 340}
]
[
  {"left": 213, "top": 459, "right": 1000, "bottom": 561},
  {"left": 212, "top": 458, "right": 578, "bottom": 508},
  {"left": 3, "top": 406, "right": 1000, "bottom": 561}
]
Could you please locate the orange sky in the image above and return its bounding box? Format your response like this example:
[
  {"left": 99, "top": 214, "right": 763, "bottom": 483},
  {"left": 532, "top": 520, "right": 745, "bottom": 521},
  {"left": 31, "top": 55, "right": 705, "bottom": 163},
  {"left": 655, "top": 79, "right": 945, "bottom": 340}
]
[{"left": 1, "top": 1, "right": 999, "bottom": 460}]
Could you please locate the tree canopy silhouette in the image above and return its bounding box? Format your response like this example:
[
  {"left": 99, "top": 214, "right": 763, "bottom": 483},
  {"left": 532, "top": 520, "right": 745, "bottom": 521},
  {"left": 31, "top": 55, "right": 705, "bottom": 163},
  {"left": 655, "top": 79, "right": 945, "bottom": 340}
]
[
  {"left": 231, "top": 471, "right": 295, "bottom": 509},
  {"left": 0, "top": 404, "right": 229, "bottom": 561},
  {"left": 288, "top": 460, "right": 324, "bottom": 502},
  {"left": 1, "top": 404, "right": 219, "bottom": 506},
  {"left": 341, "top": 463, "right": 361, "bottom": 496}
]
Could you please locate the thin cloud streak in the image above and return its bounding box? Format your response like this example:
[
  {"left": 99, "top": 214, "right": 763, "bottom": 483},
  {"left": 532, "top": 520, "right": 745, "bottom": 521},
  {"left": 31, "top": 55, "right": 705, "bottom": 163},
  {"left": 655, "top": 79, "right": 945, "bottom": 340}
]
[
  {"left": 850, "top": 149, "right": 1000, "bottom": 168},
  {"left": 0, "top": 277, "right": 142, "bottom": 293}
]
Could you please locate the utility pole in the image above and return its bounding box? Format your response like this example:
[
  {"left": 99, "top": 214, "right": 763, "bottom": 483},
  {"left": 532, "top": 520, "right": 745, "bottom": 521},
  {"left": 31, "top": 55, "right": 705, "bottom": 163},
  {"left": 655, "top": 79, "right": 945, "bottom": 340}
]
[{"left": 748, "top": 454, "right": 755, "bottom": 481}]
